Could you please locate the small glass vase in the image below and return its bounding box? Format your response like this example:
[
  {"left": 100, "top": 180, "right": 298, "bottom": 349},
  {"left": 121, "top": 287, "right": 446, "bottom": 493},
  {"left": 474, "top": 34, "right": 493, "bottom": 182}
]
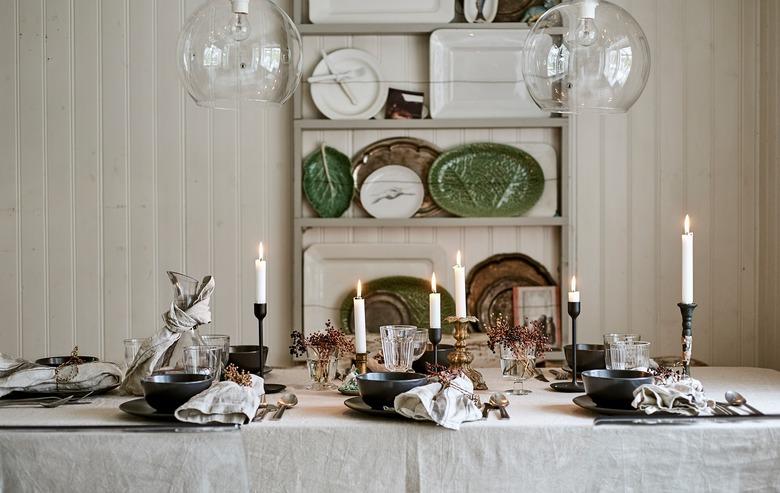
[
  {"left": 306, "top": 347, "right": 338, "bottom": 391},
  {"left": 500, "top": 344, "right": 536, "bottom": 396}
]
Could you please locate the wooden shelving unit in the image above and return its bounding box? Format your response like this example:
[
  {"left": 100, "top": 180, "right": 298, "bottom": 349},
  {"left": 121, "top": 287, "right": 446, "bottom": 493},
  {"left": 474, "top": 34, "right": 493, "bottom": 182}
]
[{"left": 290, "top": 3, "right": 575, "bottom": 359}]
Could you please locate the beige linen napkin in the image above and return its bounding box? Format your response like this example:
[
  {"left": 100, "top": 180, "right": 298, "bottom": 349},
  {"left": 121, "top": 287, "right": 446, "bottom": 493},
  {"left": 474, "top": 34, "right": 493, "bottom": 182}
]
[
  {"left": 0, "top": 353, "right": 122, "bottom": 397},
  {"left": 121, "top": 275, "right": 215, "bottom": 396},
  {"left": 394, "top": 376, "right": 482, "bottom": 430},
  {"left": 175, "top": 374, "right": 265, "bottom": 425},
  {"left": 632, "top": 378, "right": 715, "bottom": 416}
]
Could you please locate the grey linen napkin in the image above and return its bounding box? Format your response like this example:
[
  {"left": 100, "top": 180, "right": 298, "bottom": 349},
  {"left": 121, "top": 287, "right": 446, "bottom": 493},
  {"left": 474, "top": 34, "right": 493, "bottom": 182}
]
[
  {"left": 175, "top": 374, "right": 265, "bottom": 425},
  {"left": 0, "top": 353, "right": 122, "bottom": 397},
  {"left": 394, "top": 376, "right": 482, "bottom": 430},
  {"left": 632, "top": 378, "right": 715, "bottom": 416},
  {"left": 121, "top": 275, "right": 215, "bottom": 396}
]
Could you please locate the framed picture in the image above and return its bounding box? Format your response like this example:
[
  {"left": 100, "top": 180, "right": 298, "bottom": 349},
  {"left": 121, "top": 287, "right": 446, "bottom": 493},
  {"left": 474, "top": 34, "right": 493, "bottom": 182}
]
[{"left": 512, "top": 286, "right": 562, "bottom": 350}]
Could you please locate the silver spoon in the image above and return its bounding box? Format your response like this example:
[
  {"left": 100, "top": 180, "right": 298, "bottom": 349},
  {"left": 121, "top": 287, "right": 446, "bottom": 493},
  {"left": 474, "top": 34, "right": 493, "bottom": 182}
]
[
  {"left": 272, "top": 393, "right": 298, "bottom": 420},
  {"left": 489, "top": 392, "right": 510, "bottom": 419},
  {"left": 725, "top": 391, "right": 763, "bottom": 415}
]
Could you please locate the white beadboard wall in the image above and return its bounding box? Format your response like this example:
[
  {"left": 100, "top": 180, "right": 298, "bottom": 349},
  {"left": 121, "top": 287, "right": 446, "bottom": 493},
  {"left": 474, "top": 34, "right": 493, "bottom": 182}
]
[
  {"left": 759, "top": 0, "right": 780, "bottom": 371},
  {"left": 0, "top": 0, "right": 769, "bottom": 368}
]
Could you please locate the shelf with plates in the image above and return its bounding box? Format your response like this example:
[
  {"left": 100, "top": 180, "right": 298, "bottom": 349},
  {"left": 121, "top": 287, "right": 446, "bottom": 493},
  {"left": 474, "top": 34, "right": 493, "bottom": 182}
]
[
  {"left": 296, "top": 217, "right": 567, "bottom": 229},
  {"left": 290, "top": 1, "right": 575, "bottom": 345},
  {"left": 295, "top": 117, "right": 567, "bottom": 130}
]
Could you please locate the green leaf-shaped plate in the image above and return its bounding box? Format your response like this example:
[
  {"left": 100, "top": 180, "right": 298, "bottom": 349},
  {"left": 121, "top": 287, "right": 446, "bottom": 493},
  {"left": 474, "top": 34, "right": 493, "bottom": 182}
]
[
  {"left": 303, "top": 145, "right": 354, "bottom": 218},
  {"left": 339, "top": 276, "right": 455, "bottom": 333},
  {"left": 428, "top": 143, "right": 544, "bottom": 217}
]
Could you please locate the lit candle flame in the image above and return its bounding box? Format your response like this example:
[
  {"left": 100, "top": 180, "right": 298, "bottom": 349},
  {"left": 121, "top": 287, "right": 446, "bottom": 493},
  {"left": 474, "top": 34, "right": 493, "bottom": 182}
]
[
  {"left": 570, "top": 275, "right": 577, "bottom": 292},
  {"left": 258, "top": 242, "right": 264, "bottom": 260},
  {"left": 456, "top": 250, "right": 462, "bottom": 266},
  {"left": 684, "top": 214, "right": 690, "bottom": 234},
  {"left": 356, "top": 279, "right": 362, "bottom": 298},
  {"left": 431, "top": 273, "right": 437, "bottom": 293}
]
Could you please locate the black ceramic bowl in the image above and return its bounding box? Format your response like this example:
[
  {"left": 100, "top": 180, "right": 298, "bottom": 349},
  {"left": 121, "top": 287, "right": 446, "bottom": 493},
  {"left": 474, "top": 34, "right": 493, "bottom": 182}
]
[
  {"left": 581, "top": 369, "right": 654, "bottom": 407},
  {"left": 141, "top": 373, "right": 213, "bottom": 412},
  {"left": 35, "top": 356, "right": 99, "bottom": 367},
  {"left": 411, "top": 344, "right": 455, "bottom": 373},
  {"left": 564, "top": 344, "right": 606, "bottom": 373},
  {"left": 357, "top": 372, "right": 428, "bottom": 410},
  {"left": 227, "top": 345, "right": 268, "bottom": 374}
]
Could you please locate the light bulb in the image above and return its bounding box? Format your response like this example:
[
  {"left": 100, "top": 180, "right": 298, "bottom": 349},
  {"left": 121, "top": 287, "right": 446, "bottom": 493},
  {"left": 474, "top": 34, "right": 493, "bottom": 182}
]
[
  {"left": 230, "top": 12, "right": 251, "bottom": 42},
  {"left": 575, "top": 16, "right": 598, "bottom": 47}
]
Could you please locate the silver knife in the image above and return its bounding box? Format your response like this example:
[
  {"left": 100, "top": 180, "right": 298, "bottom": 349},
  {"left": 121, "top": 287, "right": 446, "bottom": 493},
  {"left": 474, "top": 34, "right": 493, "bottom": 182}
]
[{"left": 320, "top": 49, "right": 357, "bottom": 106}]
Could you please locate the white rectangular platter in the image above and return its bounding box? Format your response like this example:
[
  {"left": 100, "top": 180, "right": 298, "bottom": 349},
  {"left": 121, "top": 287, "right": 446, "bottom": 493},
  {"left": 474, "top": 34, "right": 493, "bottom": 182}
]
[
  {"left": 309, "top": 0, "right": 455, "bottom": 24},
  {"left": 429, "top": 29, "right": 547, "bottom": 119},
  {"left": 303, "top": 244, "right": 449, "bottom": 334}
]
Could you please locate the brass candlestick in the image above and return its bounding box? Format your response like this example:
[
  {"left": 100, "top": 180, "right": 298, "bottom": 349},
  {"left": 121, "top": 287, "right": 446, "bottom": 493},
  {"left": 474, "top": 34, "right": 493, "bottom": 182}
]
[
  {"left": 355, "top": 352, "right": 368, "bottom": 374},
  {"left": 446, "top": 315, "right": 487, "bottom": 390}
]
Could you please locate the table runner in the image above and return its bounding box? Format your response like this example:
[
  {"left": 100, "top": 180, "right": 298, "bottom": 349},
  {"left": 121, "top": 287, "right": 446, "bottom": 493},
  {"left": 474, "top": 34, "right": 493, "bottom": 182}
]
[{"left": 1, "top": 367, "right": 779, "bottom": 492}]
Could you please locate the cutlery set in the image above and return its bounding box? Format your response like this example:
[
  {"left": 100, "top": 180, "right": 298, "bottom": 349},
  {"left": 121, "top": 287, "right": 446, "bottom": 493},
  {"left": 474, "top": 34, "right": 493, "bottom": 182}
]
[
  {"left": 0, "top": 392, "right": 94, "bottom": 409},
  {"left": 253, "top": 393, "right": 298, "bottom": 422}
]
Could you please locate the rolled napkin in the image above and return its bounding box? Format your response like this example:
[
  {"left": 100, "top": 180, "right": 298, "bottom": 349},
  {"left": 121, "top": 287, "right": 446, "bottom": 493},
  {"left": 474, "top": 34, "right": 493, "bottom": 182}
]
[
  {"left": 121, "top": 274, "right": 215, "bottom": 396},
  {"left": 632, "top": 377, "right": 715, "bottom": 416},
  {"left": 394, "top": 376, "right": 482, "bottom": 430},
  {"left": 0, "top": 353, "right": 122, "bottom": 398},
  {"left": 175, "top": 374, "right": 265, "bottom": 425}
]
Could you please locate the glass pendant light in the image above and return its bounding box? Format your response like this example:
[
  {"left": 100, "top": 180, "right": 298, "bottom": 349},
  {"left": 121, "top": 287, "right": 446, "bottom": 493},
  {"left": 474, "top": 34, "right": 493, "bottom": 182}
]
[
  {"left": 177, "top": 0, "right": 302, "bottom": 110},
  {"left": 522, "top": 0, "right": 650, "bottom": 114}
]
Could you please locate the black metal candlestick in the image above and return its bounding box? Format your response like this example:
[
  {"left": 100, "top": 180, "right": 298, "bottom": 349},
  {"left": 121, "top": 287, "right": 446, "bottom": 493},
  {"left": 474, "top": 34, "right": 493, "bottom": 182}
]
[
  {"left": 550, "top": 301, "right": 584, "bottom": 393},
  {"left": 254, "top": 302, "right": 267, "bottom": 368},
  {"left": 677, "top": 302, "right": 697, "bottom": 377},
  {"left": 428, "top": 327, "right": 442, "bottom": 367}
]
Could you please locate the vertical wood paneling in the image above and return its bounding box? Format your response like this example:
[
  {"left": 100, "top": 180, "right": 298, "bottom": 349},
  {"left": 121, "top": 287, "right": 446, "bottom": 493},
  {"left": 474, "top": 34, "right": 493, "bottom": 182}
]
[
  {"left": 18, "top": 0, "right": 47, "bottom": 358},
  {"left": 1, "top": 0, "right": 770, "bottom": 368},
  {"left": 73, "top": 0, "right": 102, "bottom": 358},
  {"left": 0, "top": 0, "right": 20, "bottom": 355}
]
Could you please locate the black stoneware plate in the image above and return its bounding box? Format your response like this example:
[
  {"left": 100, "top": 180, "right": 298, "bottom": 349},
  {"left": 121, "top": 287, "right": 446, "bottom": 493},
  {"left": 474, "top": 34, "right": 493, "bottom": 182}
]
[
  {"left": 119, "top": 398, "right": 177, "bottom": 421},
  {"left": 4, "top": 384, "right": 119, "bottom": 399},
  {"left": 344, "top": 396, "right": 402, "bottom": 418},
  {"left": 263, "top": 383, "right": 286, "bottom": 394},
  {"left": 573, "top": 395, "right": 671, "bottom": 416}
]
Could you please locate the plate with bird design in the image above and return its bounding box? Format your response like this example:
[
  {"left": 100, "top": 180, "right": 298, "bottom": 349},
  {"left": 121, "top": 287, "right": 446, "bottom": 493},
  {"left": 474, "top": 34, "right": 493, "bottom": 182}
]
[{"left": 359, "top": 165, "right": 424, "bottom": 218}]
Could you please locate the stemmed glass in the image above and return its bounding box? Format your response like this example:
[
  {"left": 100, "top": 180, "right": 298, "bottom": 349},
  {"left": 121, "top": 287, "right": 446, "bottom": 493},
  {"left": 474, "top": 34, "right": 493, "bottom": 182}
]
[{"left": 500, "top": 344, "right": 536, "bottom": 396}]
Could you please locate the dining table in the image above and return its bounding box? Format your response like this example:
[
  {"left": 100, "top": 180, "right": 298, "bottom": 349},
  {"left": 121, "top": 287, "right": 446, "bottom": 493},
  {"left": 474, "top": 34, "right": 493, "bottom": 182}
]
[{"left": 1, "top": 366, "right": 779, "bottom": 493}]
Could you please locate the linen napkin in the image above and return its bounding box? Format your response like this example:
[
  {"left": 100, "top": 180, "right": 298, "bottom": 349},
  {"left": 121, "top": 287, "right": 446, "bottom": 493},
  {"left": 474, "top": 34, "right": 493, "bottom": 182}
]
[
  {"left": 121, "top": 274, "right": 215, "bottom": 396},
  {"left": 394, "top": 376, "right": 482, "bottom": 430},
  {"left": 632, "top": 378, "right": 715, "bottom": 416},
  {"left": 175, "top": 374, "right": 265, "bottom": 425},
  {"left": 0, "top": 353, "right": 122, "bottom": 398}
]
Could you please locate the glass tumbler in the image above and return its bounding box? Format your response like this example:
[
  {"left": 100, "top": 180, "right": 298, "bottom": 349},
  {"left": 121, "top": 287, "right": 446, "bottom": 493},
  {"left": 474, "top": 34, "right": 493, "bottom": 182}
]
[
  {"left": 606, "top": 341, "right": 651, "bottom": 371},
  {"left": 411, "top": 330, "right": 428, "bottom": 363},
  {"left": 123, "top": 338, "right": 146, "bottom": 372},
  {"left": 183, "top": 345, "right": 222, "bottom": 380},
  {"left": 201, "top": 334, "right": 230, "bottom": 379},
  {"left": 603, "top": 333, "right": 641, "bottom": 368},
  {"left": 380, "top": 325, "right": 417, "bottom": 372}
]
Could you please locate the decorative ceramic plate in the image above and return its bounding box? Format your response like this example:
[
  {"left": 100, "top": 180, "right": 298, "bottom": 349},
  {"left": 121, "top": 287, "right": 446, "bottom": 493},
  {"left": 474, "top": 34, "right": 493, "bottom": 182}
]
[
  {"left": 428, "top": 143, "right": 544, "bottom": 217},
  {"left": 465, "top": 253, "right": 557, "bottom": 336},
  {"left": 343, "top": 396, "right": 400, "bottom": 417},
  {"left": 310, "top": 49, "right": 388, "bottom": 120},
  {"left": 119, "top": 398, "right": 177, "bottom": 421},
  {"left": 338, "top": 276, "right": 455, "bottom": 333},
  {"left": 353, "top": 137, "right": 443, "bottom": 217},
  {"left": 303, "top": 244, "right": 450, "bottom": 335},
  {"left": 429, "top": 30, "right": 545, "bottom": 119},
  {"left": 309, "top": 0, "right": 455, "bottom": 24},
  {"left": 573, "top": 395, "right": 671, "bottom": 416},
  {"left": 303, "top": 145, "right": 354, "bottom": 218},
  {"left": 359, "top": 165, "right": 424, "bottom": 218}
]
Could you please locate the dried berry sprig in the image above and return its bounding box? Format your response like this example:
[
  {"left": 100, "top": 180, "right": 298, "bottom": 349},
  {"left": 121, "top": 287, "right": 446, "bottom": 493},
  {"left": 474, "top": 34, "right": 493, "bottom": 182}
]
[
  {"left": 485, "top": 315, "right": 550, "bottom": 359},
  {"left": 224, "top": 363, "right": 253, "bottom": 387},
  {"left": 648, "top": 365, "right": 686, "bottom": 385},
  {"left": 289, "top": 320, "right": 355, "bottom": 359}
]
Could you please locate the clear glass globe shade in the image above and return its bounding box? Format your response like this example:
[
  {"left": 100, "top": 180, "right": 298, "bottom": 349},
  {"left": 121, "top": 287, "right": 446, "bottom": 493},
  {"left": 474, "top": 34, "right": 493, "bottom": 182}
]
[
  {"left": 522, "top": 0, "right": 651, "bottom": 114},
  {"left": 177, "top": 0, "right": 302, "bottom": 110}
]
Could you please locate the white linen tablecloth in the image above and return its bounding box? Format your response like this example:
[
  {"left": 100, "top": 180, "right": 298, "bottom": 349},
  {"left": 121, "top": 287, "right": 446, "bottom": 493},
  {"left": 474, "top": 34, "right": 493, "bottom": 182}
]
[{"left": 1, "top": 366, "right": 779, "bottom": 493}]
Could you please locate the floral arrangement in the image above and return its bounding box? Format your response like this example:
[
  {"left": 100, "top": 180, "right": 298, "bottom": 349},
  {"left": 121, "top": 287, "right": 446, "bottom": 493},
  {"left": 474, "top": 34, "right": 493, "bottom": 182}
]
[
  {"left": 485, "top": 316, "right": 550, "bottom": 359},
  {"left": 224, "top": 363, "right": 253, "bottom": 387},
  {"left": 289, "top": 320, "right": 355, "bottom": 360}
]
